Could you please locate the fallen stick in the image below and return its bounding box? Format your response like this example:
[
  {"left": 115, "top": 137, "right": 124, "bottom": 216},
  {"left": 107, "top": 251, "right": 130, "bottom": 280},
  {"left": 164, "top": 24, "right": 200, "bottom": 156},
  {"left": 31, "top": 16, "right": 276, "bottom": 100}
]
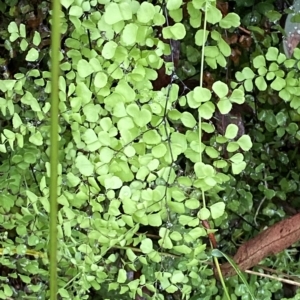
[{"left": 219, "top": 212, "right": 300, "bottom": 277}]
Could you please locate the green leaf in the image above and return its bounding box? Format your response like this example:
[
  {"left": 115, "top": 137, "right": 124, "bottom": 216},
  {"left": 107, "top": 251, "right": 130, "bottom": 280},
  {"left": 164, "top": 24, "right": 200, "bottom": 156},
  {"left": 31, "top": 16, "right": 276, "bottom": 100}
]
[
  {"left": 75, "top": 155, "right": 93, "bottom": 176},
  {"left": 137, "top": 2, "right": 155, "bottom": 23},
  {"left": 237, "top": 135, "right": 252, "bottom": 151},
  {"left": 232, "top": 161, "right": 247, "bottom": 174},
  {"left": 269, "top": 62, "right": 278, "bottom": 72},
  {"left": 205, "top": 46, "right": 219, "bottom": 58},
  {"left": 77, "top": 59, "right": 94, "bottom": 77},
  {"left": 235, "top": 71, "right": 244, "bottom": 82},
  {"left": 20, "top": 39, "right": 28, "bottom": 51},
  {"left": 33, "top": 32, "right": 41, "bottom": 46},
  {"left": 143, "top": 130, "right": 161, "bottom": 144},
  {"left": 212, "top": 81, "right": 228, "bottom": 98},
  {"left": 124, "top": 145, "right": 136, "bottom": 157},
  {"left": 168, "top": 201, "right": 185, "bottom": 213},
  {"left": 264, "top": 188, "right": 276, "bottom": 199},
  {"left": 127, "top": 104, "right": 152, "bottom": 127},
  {"left": 185, "top": 198, "right": 200, "bottom": 209},
  {"left": 188, "top": 88, "right": 211, "bottom": 108},
  {"left": 94, "top": 72, "right": 108, "bottom": 88},
  {"left": 266, "top": 10, "right": 281, "bottom": 22},
  {"left": 105, "top": 176, "right": 123, "bottom": 190},
  {"left": 170, "top": 270, "right": 185, "bottom": 284},
  {"left": 205, "top": 146, "right": 219, "bottom": 158},
  {"left": 173, "top": 245, "right": 191, "bottom": 254},
  {"left": 69, "top": 5, "right": 83, "bottom": 17},
  {"left": 227, "top": 142, "right": 239, "bottom": 152},
  {"left": 255, "top": 76, "right": 267, "bottom": 91},
  {"left": 100, "top": 147, "right": 114, "bottom": 163},
  {"left": 258, "top": 66, "right": 267, "bottom": 76},
  {"left": 284, "top": 59, "right": 295, "bottom": 68},
  {"left": 213, "top": 160, "right": 228, "bottom": 168},
  {"left": 126, "top": 248, "right": 137, "bottom": 262},
  {"left": 121, "top": 23, "right": 138, "bottom": 46},
  {"left": 242, "top": 67, "right": 255, "bottom": 79},
  {"left": 270, "top": 76, "right": 286, "bottom": 91},
  {"left": 116, "top": 80, "right": 136, "bottom": 102},
  {"left": 294, "top": 48, "right": 300, "bottom": 60},
  {"left": 4, "top": 129, "right": 15, "bottom": 140},
  {"left": 198, "top": 207, "right": 210, "bottom": 220},
  {"left": 266, "top": 47, "right": 279, "bottom": 61},
  {"left": 148, "top": 213, "right": 162, "bottom": 226},
  {"left": 210, "top": 202, "right": 225, "bottom": 219},
  {"left": 187, "top": 228, "right": 206, "bottom": 242},
  {"left": 61, "top": 0, "right": 74, "bottom": 9},
  {"left": 253, "top": 55, "right": 266, "bottom": 69},
  {"left": 195, "top": 29, "right": 209, "bottom": 46},
  {"left": 218, "top": 38, "right": 231, "bottom": 57},
  {"left": 229, "top": 89, "right": 245, "bottom": 104},
  {"left": 12, "top": 113, "right": 22, "bottom": 128},
  {"left": 217, "top": 99, "right": 232, "bottom": 114},
  {"left": 102, "top": 41, "right": 118, "bottom": 59},
  {"left": 194, "top": 162, "right": 214, "bottom": 178},
  {"left": 58, "top": 288, "right": 70, "bottom": 298},
  {"left": 192, "top": 0, "right": 206, "bottom": 9},
  {"left": 29, "top": 132, "right": 43, "bottom": 146},
  {"left": 230, "top": 153, "right": 244, "bottom": 164},
  {"left": 117, "top": 269, "right": 127, "bottom": 283},
  {"left": 25, "top": 48, "right": 39, "bottom": 61},
  {"left": 152, "top": 143, "right": 167, "bottom": 158},
  {"left": 8, "top": 21, "right": 18, "bottom": 33},
  {"left": 21, "top": 25, "right": 28, "bottom": 38},
  {"left": 82, "top": 128, "right": 98, "bottom": 144},
  {"left": 83, "top": 104, "right": 101, "bottom": 122},
  {"left": 225, "top": 124, "right": 238, "bottom": 139},
  {"left": 24, "top": 152, "right": 36, "bottom": 164},
  {"left": 67, "top": 173, "right": 81, "bottom": 187},
  {"left": 219, "top": 13, "right": 240, "bottom": 28},
  {"left": 104, "top": 3, "right": 123, "bottom": 24},
  {"left": 181, "top": 112, "right": 196, "bottom": 128},
  {"left": 21, "top": 91, "right": 41, "bottom": 111},
  {"left": 244, "top": 79, "right": 253, "bottom": 92},
  {"left": 167, "top": 0, "right": 182, "bottom": 10},
  {"left": 202, "top": 122, "right": 215, "bottom": 133},
  {"left": 141, "top": 238, "right": 153, "bottom": 254},
  {"left": 206, "top": 6, "right": 222, "bottom": 24},
  {"left": 170, "top": 23, "right": 186, "bottom": 39},
  {"left": 276, "top": 111, "right": 287, "bottom": 126},
  {"left": 3, "top": 284, "right": 13, "bottom": 297},
  {"left": 198, "top": 101, "right": 215, "bottom": 119}
]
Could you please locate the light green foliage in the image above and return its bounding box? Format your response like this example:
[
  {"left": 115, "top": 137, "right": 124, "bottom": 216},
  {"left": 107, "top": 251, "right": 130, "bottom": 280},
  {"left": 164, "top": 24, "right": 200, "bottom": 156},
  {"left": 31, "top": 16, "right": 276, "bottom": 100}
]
[{"left": 0, "top": 0, "right": 279, "bottom": 299}]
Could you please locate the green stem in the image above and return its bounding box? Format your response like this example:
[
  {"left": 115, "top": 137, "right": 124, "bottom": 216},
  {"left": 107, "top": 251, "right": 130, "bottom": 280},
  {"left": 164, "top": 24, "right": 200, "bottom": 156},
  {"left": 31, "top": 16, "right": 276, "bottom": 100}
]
[
  {"left": 199, "top": 5, "right": 207, "bottom": 86},
  {"left": 49, "top": 0, "right": 61, "bottom": 298},
  {"left": 214, "top": 256, "right": 231, "bottom": 300},
  {"left": 199, "top": 3, "right": 208, "bottom": 206}
]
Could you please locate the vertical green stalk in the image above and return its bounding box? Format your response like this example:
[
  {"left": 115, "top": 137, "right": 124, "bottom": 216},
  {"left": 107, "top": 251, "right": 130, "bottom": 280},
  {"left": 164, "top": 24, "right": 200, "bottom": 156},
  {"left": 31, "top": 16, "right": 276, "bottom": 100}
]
[
  {"left": 198, "top": 3, "right": 231, "bottom": 299},
  {"left": 49, "top": 0, "right": 61, "bottom": 298},
  {"left": 199, "top": 3, "right": 208, "bottom": 208},
  {"left": 199, "top": 5, "right": 207, "bottom": 87}
]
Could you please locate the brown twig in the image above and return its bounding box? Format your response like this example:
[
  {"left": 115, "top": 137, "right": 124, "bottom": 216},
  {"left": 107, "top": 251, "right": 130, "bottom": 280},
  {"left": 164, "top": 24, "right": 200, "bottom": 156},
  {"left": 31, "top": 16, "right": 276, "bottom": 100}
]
[
  {"left": 245, "top": 269, "right": 300, "bottom": 287},
  {"left": 202, "top": 220, "right": 218, "bottom": 249},
  {"left": 219, "top": 213, "right": 300, "bottom": 278},
  {"left": 239, "top": 26, "right": 251, "bottom": 35}
]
